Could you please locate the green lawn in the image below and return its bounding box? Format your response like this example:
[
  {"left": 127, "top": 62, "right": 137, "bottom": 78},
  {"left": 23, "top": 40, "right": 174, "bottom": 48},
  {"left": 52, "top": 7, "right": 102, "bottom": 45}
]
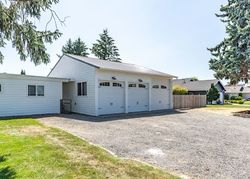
[
  {"left": 243, "top": 101, "right": 250, "bottom": 105},
  {"left": 207, "top": 104, "right": 250, "bottom": 109},
  {"left": 0, "top": 119, "right": 179, "bottom": 179}
]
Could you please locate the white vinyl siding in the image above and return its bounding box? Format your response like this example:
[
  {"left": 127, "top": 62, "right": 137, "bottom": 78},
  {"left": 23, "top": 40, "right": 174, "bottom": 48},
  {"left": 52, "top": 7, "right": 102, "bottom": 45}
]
[
  {"left": 0, "top": 78, "right": 62, "bottom": 117},
  {"left": 48, "top": 55, "right": 96, "bottom": 116}
]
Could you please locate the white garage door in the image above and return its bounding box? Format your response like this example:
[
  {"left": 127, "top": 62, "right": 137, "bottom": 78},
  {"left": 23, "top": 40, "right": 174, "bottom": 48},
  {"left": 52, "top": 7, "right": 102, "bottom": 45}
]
[
  {"left": 128, "top": 83, "right": 149, "bottom": 113},
  {"left": 151, "top": 85, "right": 170, "bottom": 110},
  {"left": 98, "top": 81, "right": 125, "bottom": 115}
]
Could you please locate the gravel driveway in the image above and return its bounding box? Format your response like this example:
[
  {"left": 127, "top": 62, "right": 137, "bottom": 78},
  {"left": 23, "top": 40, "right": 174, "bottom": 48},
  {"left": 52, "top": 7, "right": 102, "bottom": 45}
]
[{"left": 38, "top": 110, "right": 250, "bottom": 179}]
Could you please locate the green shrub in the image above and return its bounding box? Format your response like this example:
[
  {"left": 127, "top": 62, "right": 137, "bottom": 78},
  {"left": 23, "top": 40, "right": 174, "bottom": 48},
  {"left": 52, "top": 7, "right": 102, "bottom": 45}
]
[
  {"left": 230, "top": 96, "right": 243, "bottom": 100},
  {"left": 207, "top": 84, "right": 220, "bottom": 103},
  {"left": 173, "top": 85, "right": 188, "bottom": 95},
  {"left": 225, "top": 99, "right": 244, "bottom": 104},
  {"left": 224, "top": 93, "right": 229, "bottom": 100}
]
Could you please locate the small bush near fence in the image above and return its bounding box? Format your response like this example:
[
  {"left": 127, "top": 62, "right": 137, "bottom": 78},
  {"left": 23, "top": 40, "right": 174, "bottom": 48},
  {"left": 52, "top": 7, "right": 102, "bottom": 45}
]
[{"left": 173, "top": 85, "right": 188, "bottom": 95}]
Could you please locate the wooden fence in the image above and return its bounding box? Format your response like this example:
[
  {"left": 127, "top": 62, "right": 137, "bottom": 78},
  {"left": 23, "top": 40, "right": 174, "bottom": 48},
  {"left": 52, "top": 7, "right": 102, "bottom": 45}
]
[{"left": 173, "top": 95, "right": 207, "bottom": 109}]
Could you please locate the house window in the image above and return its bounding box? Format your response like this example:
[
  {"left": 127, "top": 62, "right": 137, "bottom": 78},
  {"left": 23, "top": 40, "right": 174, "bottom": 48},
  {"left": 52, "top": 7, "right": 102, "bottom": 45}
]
[
  {"left": 139, "top": 84, "right": 146, "bottom": 88},
  {"left": 28, "top": 85, "right": 45, "bottom": 96},
  {"left": 28, "top": 85, "right": 36, "bottom": 96},
  {"left": 161, "top": 85, "right": 167, "bottom": 89},
  {"left": 128, "top": 83, "right": 136, "bottom": 88},
  {"left": 37, "top": 86, "right": 44, "bottom": 96},
  {"left": 77, "top": 82, "right": 87, "bottom": 96},
  {"left": 152, "top": 85, "right": 159, "bottom": 89},
  {"left": 113, "top": 82, "right": 122, "bottom": 87},
  {"left": 99, "top": 82, "right": 110, "bottom": 86}
]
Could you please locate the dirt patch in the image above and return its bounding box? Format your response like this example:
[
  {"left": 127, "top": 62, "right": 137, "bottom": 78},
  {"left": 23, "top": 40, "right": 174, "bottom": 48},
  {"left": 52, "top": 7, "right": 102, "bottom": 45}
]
[
  {"left": 193, "top": 108, "right": 243, "bottom": 116},
  {"left": 233, "top": 110, "right": 250, "bottom": 118},
  {"left": 3, "top": 126, "right": 48, "bottom": 136}
]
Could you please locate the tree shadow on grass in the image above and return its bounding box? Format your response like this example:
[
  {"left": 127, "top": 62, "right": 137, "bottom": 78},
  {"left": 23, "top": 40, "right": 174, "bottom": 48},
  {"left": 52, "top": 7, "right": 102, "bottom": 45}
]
[
  {"left": 0, "top": 155, "right": 16, "bottom": 179},
  {"left": 0, "top": 167, "right": 16, "bottom": 179}
]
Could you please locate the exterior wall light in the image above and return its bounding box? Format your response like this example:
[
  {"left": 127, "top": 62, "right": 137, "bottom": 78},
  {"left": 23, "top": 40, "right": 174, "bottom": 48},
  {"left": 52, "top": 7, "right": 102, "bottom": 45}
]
[
  {"left": 112, "top": 76, "right": 117, "bottom": 80},
  {"left": 138, "top": 79, "right": 143, "bottom": 82}
]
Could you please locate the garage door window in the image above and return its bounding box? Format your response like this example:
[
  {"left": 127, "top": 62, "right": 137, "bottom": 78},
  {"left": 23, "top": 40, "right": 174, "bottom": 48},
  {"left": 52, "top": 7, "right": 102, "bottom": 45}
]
[
  {"left": 78, "top": 82, "right": 87, "bottom": 96},
  {"left": 113, "top": 82, "right": 122, "bottom": 87},
  {"left": 161, "top": 85, "right": 167, "bottom": 89},
  {"left": 139, "top": 84, "right": 146, "bottom": 88},
  {"left": 152, "top": 85, "right": 159, "bottom": 89},
  {"left": 100, "top": 82, "right": 110, "bottom": 87},
  {"left": 129, "top": 84, "right": 136, "bottom": 88}
]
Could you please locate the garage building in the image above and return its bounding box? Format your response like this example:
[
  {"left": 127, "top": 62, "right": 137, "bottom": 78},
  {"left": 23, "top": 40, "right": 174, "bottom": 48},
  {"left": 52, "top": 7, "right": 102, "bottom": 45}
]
[{"left": 49, "top": 54, "right": 176, "bottom": 116}]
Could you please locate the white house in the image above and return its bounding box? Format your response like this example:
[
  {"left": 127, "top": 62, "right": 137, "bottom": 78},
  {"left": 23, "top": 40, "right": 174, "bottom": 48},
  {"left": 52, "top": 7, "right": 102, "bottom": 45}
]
[
  {"left": 48, "top": 54, "right": 176, "bottom": 116},
  {"left": 0, "top": 73, "right": 68, "bottom": 117},
  {"left": 225, "top": 84, "right": 250, "bottom": 100},
  {"left": 0, "top": 54, "right": 176, "bottom": 117}
]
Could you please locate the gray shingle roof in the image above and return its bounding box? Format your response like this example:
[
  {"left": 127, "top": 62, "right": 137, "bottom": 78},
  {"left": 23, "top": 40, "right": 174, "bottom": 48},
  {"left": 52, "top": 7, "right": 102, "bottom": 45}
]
[
  {"left": 225, "top": 85, "right": 250, "bottom": 94},
  {"left": 65, "top": 54, "right": 177, "bottom": 78},
  {"left": 173, "top": 79, "right": 224, "bottom": 91}
]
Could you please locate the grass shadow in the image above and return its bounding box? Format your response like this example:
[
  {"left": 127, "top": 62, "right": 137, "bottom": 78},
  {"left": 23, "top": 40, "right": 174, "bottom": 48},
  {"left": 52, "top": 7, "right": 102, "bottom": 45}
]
[
  {"left": 0, "top": 167, "right": 16, "bottom": 179},
  {"left": 0, "top": 156, "right": 6, "bottom": 163},
  {"left": 0, "top": 155, "right": 16, "bottom": 179}
]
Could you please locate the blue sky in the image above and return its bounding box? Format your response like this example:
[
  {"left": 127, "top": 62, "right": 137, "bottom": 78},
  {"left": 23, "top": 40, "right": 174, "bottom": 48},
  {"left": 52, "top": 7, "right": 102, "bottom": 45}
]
[{"left": 0, "top": 0, "right": 227, "bottom": 79}]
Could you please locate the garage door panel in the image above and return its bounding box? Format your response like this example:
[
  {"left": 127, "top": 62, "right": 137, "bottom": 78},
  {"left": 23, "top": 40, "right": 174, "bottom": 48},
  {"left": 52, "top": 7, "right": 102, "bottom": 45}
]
[
  {"left": 128, "top": 83, "right": 149, "bottom": 113},
  {"left": 152, "top": 87, "right": 170, "bottom": 110},
  {"left": 98, "top": 81, "right": 125, "bottom": 115}
]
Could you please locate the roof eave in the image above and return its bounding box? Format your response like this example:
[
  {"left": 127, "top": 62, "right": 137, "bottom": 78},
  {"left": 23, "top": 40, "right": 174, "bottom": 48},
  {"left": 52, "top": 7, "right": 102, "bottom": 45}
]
[{"left": 98, "top": 67, "right": 177, "bottom": 79}]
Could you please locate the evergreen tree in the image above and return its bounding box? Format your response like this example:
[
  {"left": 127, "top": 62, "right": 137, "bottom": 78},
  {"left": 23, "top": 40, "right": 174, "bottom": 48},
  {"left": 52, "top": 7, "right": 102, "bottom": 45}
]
[
  {"left": 207, "top": 84, "right": 220, "bottom": 103},
  {"left": 62, "top": 39, "right": 74, "bottom": 54},
  {"left": 91, "top": 29, "right": 121, "bottom": 62},
  {"left": 208, "top": 0, "right": 250, "bottom": 84},
  {"left": 0, "top": 0, "right": 62, "bottom": 65},
  {"left": 62, "top": 38, "right": 89, "bottom": 57}
]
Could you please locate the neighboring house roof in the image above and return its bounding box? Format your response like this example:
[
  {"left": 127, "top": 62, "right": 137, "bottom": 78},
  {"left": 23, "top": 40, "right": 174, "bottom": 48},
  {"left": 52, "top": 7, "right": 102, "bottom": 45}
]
[
  {"left": 225, "top": 85, "right": 250, "bottom": 94},
  {"left": 173, "top": 79, "right": 225, "bottom": 92},
  {"left": 0, "top": 73, "right": 69, "bottom": 82},
  {"left": 55, "top": 54, "right": 177, "bottom": 78}
]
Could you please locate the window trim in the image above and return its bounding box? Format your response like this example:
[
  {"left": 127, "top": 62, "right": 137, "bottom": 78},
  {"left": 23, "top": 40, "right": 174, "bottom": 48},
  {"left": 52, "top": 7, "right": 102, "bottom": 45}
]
[
  {"left": 152, "top": 85, "right": 159, "bottom": 89},
  {"left": 28, "top": 85, "right": 37, "bottom": 96},
  {"left": 161, "top": 85, "right": 167, "bottom": 89},
  {"left": 77, "top": 82, "right": 87, "bottom": 96},
  {"left": 128, "top": 83, "right": 137, "bottom": 88},
  {"left": 99, "top": 82, "right": 110, "bottom": 87},
  {"left": 37, "top": 85, "right": 45, "bottom": 96},
  {"left": 138, "top": 84, "right": 146, "bottom": 88},
  {"left": 113, "top": 82, "right": 122, "bottom": 87}
]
